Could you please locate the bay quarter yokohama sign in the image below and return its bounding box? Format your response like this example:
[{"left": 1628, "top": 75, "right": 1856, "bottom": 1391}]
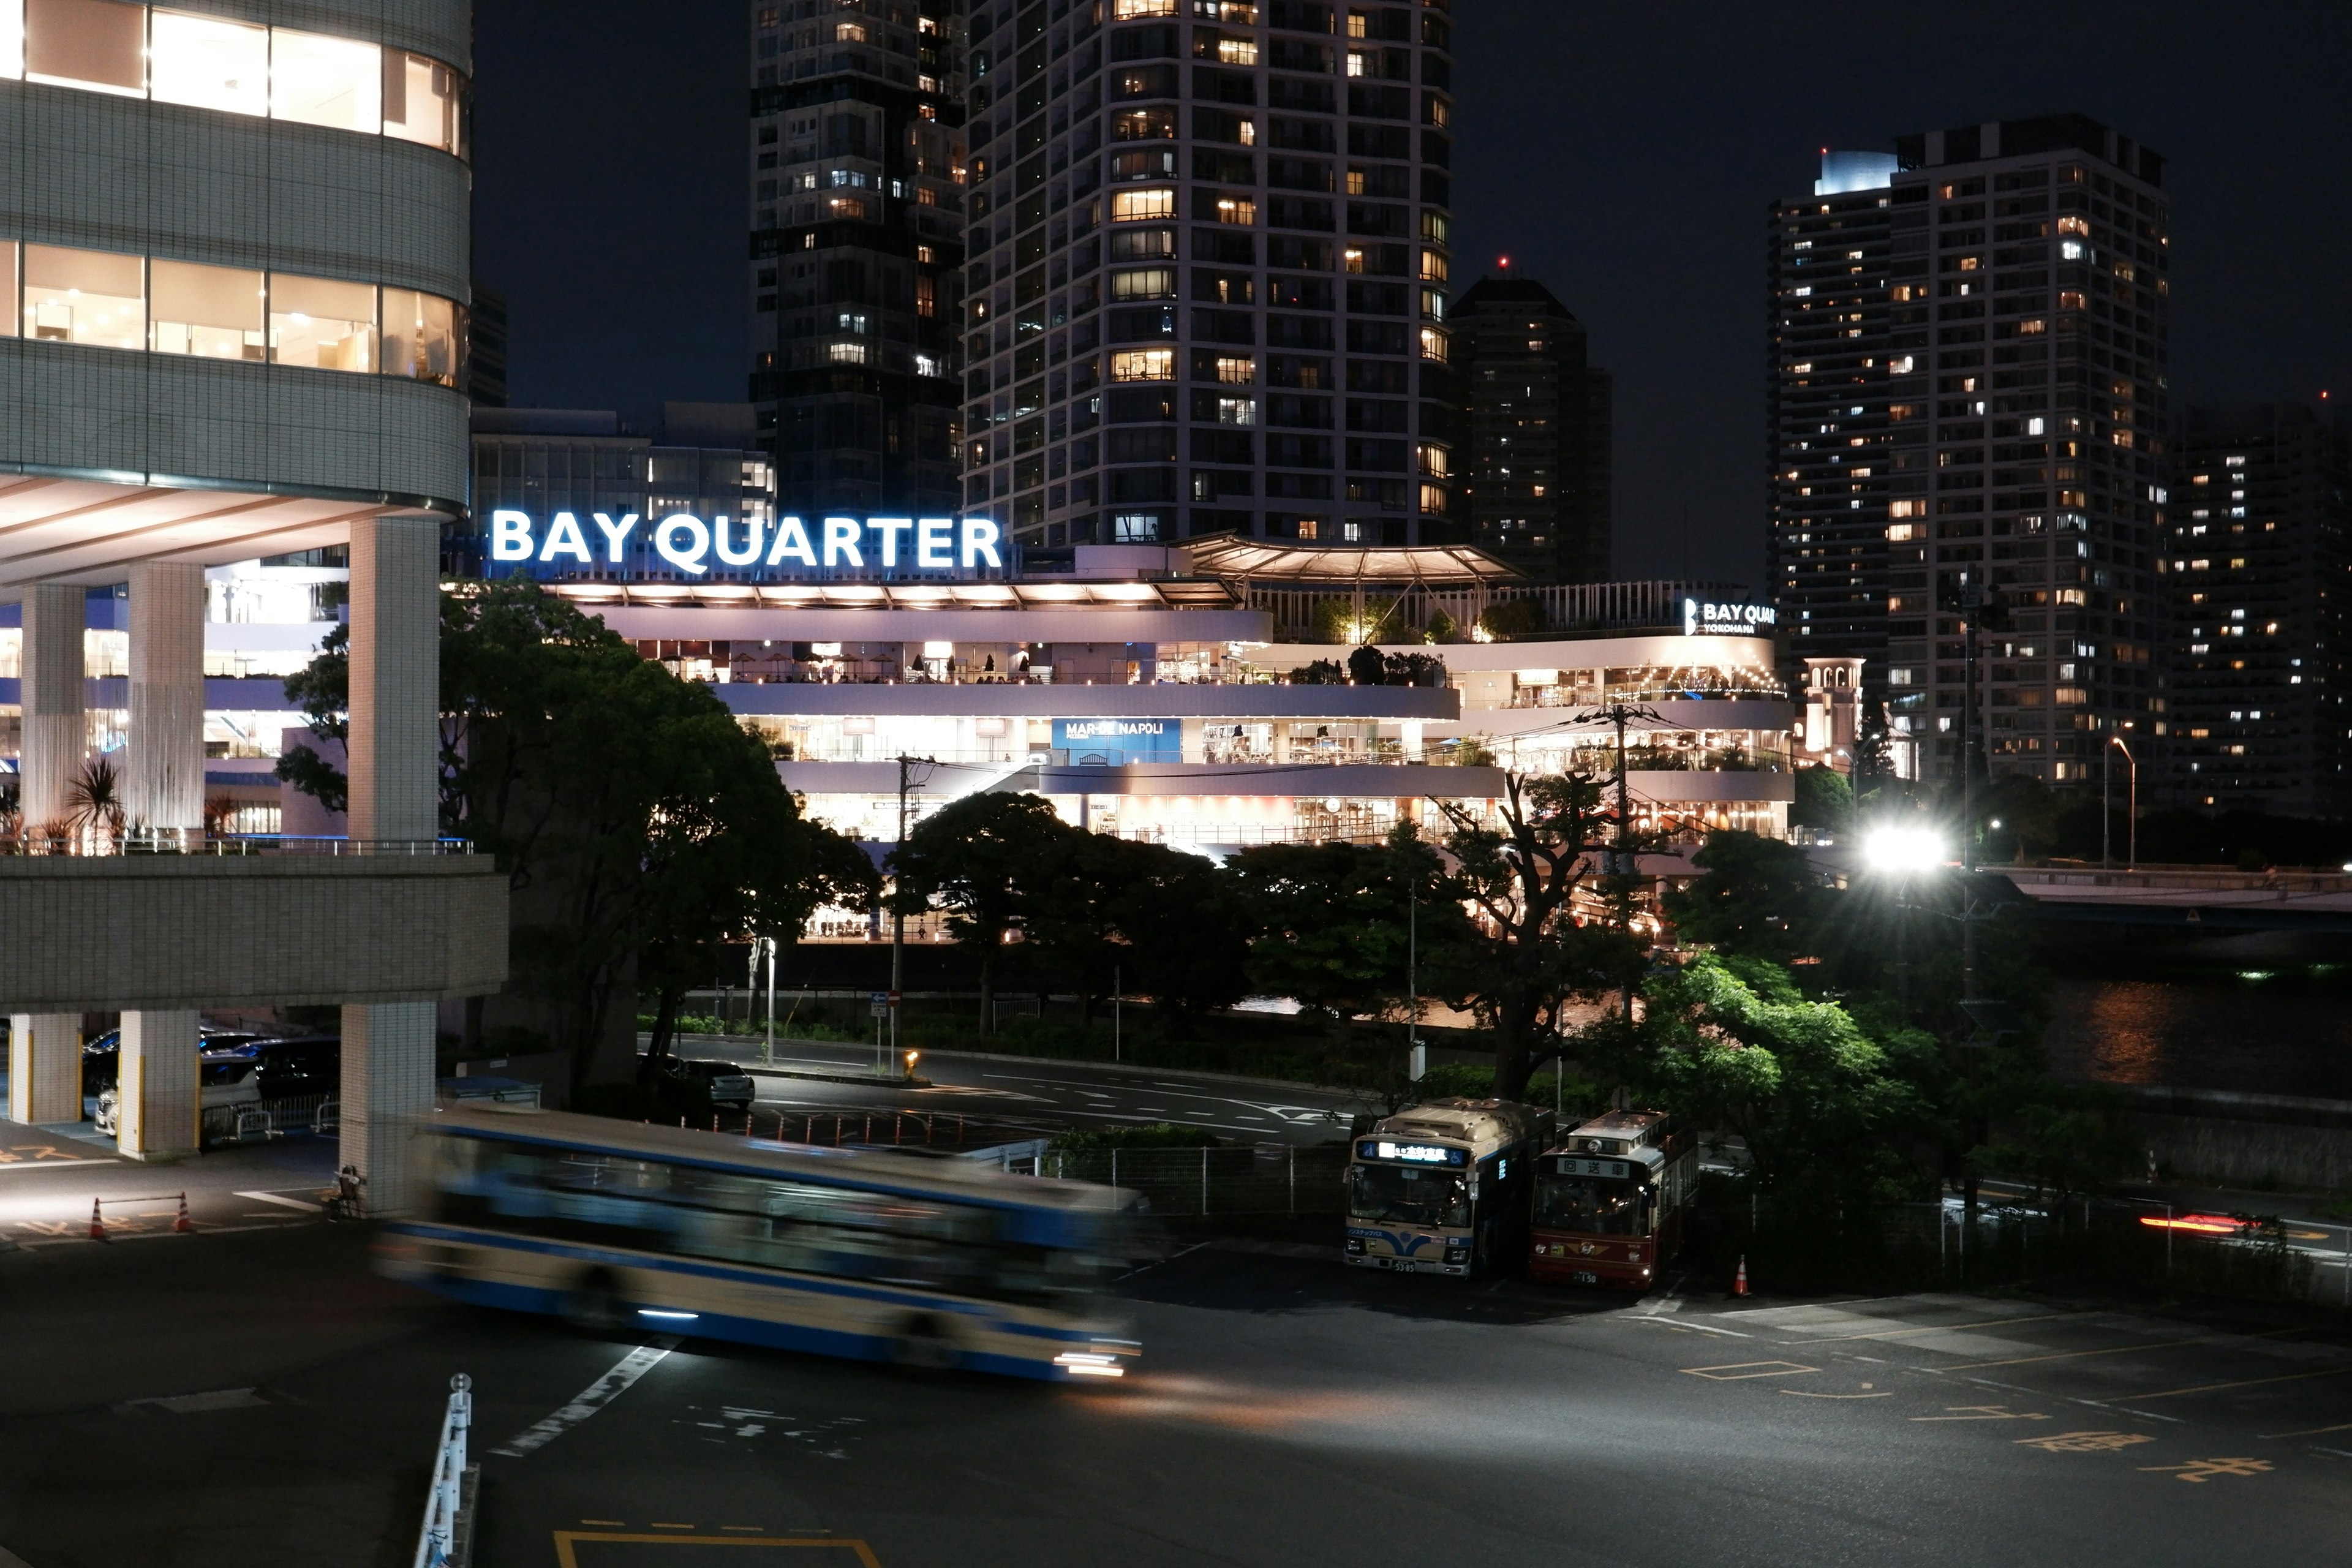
[
  {"left": 485, "top": 511, "right": 1007, "bottom": 578},
  {"left": 1681, "top": 598, "right": 1779, "bottom": 636}
]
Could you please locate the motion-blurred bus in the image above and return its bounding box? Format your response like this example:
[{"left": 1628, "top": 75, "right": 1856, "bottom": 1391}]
[
  {"left": 1528, "top": 1110, "right": 1697, "bottom": 1290},
  {"left": 1343, "top": 1098, "right": 1552, "bottom": 1276},
  {"left": 378, "top": 1105, "right": 1140, "bottom": 1380}
]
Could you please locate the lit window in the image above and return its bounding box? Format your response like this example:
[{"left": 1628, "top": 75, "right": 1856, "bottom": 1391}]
[
  {"left": 382, "top": 287, "right": 458, "bottom": 385},
  {"left": 1112, "top": 511, "right": 1161, "bottom": 541},
  {"left": 828, "top": 341, "right": 868, "bottom": 364},
  {"left": 24, "top": 244, "right": 144, "bottom": 349},
  {"left": 1415, "top": 443, "right": 1450, "bottom": 478},
  {"left": 1214, "top": 197, "right": 1256, "bottom": 225},
  {"left": 1419, "top": 251, "right": 1448, "bottom": 284},
  {"left": 1110, "top": 267, "right": 1175, "bottom": 300},
  {"left": 1346, "top": 10, "right": 1368, "bottom": 36},
  {"left": 1110, "top": 187, "right": 1176, "bottom": 221},
  {"left": 271, "top": 28, "right": 382, "bottom": 133},
  {"left": 835, "top": 21, "right": 866, "bottom": 41},
  {"left": 1417, "top": 327, "right": 1449, "bottom": 363},
  {"left": 1417, "top": 483, "right": 1446, "bottom": 514},
  {"left": 1216, "top": 37, "right": 1257, "bottom": 64},
  {"left": 270, "top": 273, "right": 376, "bottom": 371},
  {"left": 148, "top": 10, "right": 268, "bottom": 116},
  {"left": 149, "top": 258, "right": 263, "bottom": 358},
  {"left": 24, "top": 0, "right": 144, "bottom": 93},
  {"left": 1296, "top": 518, "right": 1319, "bottom": 540},
  {"left": 1112, "top": 0, "right": 1178, "bottom": 15},
  {"left": 1346, "top": 49, "right": 1369, "bottom": 76},
  {"left": 1110, "top": 349, "right": 1173, "bottom": 381},
  {"left": 1343, "top": 247, "right": 1366, "bottom": 274},
  {"left": 382, "top": 51, "right": 462, "bottom": 153},
  {"left": 1214, "top": 355, "right": 1254, "bottom": 384},
  {"left": 1216, "top": 397, "right": 1255, "bottom": 426}
]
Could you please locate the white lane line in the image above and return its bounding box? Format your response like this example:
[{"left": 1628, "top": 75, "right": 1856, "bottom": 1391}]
[
  {"left": 491, "top": 1340, "right": 677, "bottom": 1459},
  {"left": 1632, "top": 1316, "right": 1751, "bottom": 1338},
  {"left": 0, "top": 1158, "right": 117, "bottom": 1171},
  {"left": 235, "top": 1189, "right": 322, "bottom": 1212}
]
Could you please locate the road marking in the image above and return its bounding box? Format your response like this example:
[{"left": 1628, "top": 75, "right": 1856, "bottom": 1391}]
[
  {"left": 1782, "top": 1389, "right": 1891, "bottom": 1399},
  {"left": 552, "top": 1534, "right": 879, "bottom": 1567},
  {"left": 2132, "top": 1363, "right": 2352, "bottom": 1401},
  {"left": 492, "top": 1341, "right": 676, "bottom": 1458},
  {"left": 1631, "top": 1315, "right": 1749, "bottom": 1338},
  {"left": 581, "top": 1520, "right": 625, "bottom": 1527},
  {"left": 1683, "top": 1360, "right": 1818, "bottom": 1380},
  {"left": 1784, "top": 1310, "right": 2097, "bottom": 1344},
  {"left": 2139, "top": 1457, "right": 2273, "bottom": 1482},
  {"left": 0, "top": 1157, "right": 115, "bottom": 1171},
  {"left": 235, "top": 1190, "right": 322, "bottom": 1212},
  {"left": 1951, "top": 1325, "right": 2302, "bottom": 1370},
  {"left": 1912, "top": 1405, "right": 2049, "bottom": 1422},
  {"left": 2015, "top": 1430, "right": 2155, "bottom": 1453},
  {"left": 2261, "top": 1420, "right": 2352, "bottom": 1440}
]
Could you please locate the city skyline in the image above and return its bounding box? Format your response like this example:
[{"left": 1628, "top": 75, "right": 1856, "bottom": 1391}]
[{"left": 471, "top": 0, "right": 2350, "bottom": 590}]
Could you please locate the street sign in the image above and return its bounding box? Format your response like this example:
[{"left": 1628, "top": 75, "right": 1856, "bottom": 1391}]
[{"left": 870, "top": 991, "right": 889, "bottom": 1018}]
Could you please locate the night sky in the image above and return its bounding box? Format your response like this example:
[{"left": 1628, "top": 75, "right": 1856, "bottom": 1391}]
[{"left": 472, "top": 0, "right": 2352, "bottom": 591}]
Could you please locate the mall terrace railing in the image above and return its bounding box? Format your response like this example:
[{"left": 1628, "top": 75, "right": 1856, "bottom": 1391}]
[{"left": 0, "top": 832, "right": 474, "bottom": 857}]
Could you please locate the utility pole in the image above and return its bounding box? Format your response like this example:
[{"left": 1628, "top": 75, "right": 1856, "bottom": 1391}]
[
  {"left": 1570, "top": 699, "right": 1664, "bottom": 1020},
  {"left": 889, "top": 754, "right": 936, "bottom": 1079}
]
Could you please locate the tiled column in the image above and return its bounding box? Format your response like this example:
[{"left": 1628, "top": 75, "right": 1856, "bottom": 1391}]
[
  {"left": 10, "top": 586, "right": 85, "bottom": 1124},
  {"left": 119, "top": 563, "right": 208, "bottom": 1157},
  {"left": 339, "top": 516, "right": 442, "bottom": 1213}
]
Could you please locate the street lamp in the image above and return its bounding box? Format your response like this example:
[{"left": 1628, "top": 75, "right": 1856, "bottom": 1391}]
[
  {"left": 1865, "top": 824, "right": 1945, "bottom": 1006},
  {"left": 2103, "top": 735, "right": 2138, "bottom": 870}
]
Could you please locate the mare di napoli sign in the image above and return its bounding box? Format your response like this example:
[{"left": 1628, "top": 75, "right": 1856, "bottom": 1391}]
[
  {"left": 486, "top": 511, "right": 1005, "bottom": 577},
  {"left": 1681, "top": 598, "right": 1779, "bottom": 637}
]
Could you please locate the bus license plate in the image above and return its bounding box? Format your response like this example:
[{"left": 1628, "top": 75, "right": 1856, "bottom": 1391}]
[{"left": 1573, "top": 1270, "right": 1598, "bottom": 1285}]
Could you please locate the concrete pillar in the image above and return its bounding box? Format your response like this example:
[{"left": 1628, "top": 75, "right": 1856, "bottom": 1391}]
[
  {"left": 19, "top": 581, "right": 85, "bottom": 834},
  {"left": 115, "top": 1011, "right": 198, "bottom": 1159},
  {"left": 125, "top": 562, "right": 207, "bottom": 838},
  {"left": 10, "top": 587, "right": 85, "bottom": 1124},
  {"left": 9, "top": 1013, "right": 83, "bottom": 1126},
  {"left": 339, "top": 516, "right": 443, "bottom": 1213}
]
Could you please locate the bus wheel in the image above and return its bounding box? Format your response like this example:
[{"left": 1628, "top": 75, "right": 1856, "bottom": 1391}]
[
  {"left": 562, "top": 1270, "right": 630, "bottom": 1336},
  {"left": 893, "top": 1315, "right": 960, "bottom": 1371}
]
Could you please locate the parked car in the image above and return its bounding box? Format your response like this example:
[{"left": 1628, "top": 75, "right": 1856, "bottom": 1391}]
[
  {"left": 95, "top": 1058, "right": 263, "bottom": 1144},
  {"left": 644, "top": 1056, "right": 758, "bottom": 1115},
  {"left": 203, "top": 1035, "right": 339, "bottom": 1100},
  {"left": 82, "top": 1028, "right": 262, "bottom": 1095}
]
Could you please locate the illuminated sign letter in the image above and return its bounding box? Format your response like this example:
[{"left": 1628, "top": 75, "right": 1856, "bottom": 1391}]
[
  {"left": 591, "top": 511, "right": 640, "bottom": 562},
  {"left": 821, "top": 516, "right": 864, "bottom": 568},
  {"left": 766, "top": 514, "right": 818, "bottom": 568},
  {"left": 712, "top": 515, "right": 765, "bottom": 566},
  {"left": 869, "top": 516, "right": 914, "bottom": 567},
  {"left": 539, "top": 511, "right": 593, "bottom": 564},
  {"left": 915, "top": 516, "right": 954, "bottom": 569},
  {"left": 490, "top": 510, "right": 533, "bottom": 561},
  {"left": 654, "top": 513, "right": 710, "bottom": 575},
  {"left": 959, "top": 516, "right": 1003, "bottom": 570}
]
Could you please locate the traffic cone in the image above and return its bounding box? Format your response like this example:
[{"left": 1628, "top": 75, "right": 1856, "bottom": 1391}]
[
  {"left": 1733, "top": 1255, "right": 1749, "bottom": 1297},
  {"left": 173, "top": 1193, "right": 192, "bottom": 1234},
  {"left": 88, "top": 1199, "right": 105, "bottom": 1241}
]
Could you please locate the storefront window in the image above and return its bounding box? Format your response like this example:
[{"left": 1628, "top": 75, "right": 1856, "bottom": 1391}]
[
  {"left": 269, "top": 273, "right": 375, "bottom": 371},
  {"left": 382, "top": 48, "right": 461, "bottom": 154},
  {"left": 149, "top": 9, "right": 267, "bottom": 116},
  {"left": 24, "top": 244, "right": 143, "bottom": 348},
  {"left": 271, "top": 27, "right": 380, "bottom": 132},
  {"left": 151, "top": 258, "right": 263, "bottom": 358},
  {"left": 382, "top": 287, "right": 458, "bottom": 385},
  {"left": 24, "top": 0, "right": 144, "bottom": 93}
]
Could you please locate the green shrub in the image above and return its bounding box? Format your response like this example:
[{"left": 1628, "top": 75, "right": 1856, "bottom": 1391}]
[{"left": 1049, "top": 1122, "right": 1224, "bottom": 1152}]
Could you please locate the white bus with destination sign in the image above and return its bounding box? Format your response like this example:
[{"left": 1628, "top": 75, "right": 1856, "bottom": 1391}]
[{"left": 1343, "top": 1098, "right": 1553, "bottom": 1278}]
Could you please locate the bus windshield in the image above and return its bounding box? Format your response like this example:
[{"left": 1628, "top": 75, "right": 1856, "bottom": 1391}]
[
  {"left": 1536, "top": 1175, "right": 1653, "bottom": 1236},
  {"left": 1349, "top": 1163, "right": 1469, "bottom": 1229}
]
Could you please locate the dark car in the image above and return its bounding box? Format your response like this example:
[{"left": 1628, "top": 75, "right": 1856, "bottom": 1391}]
[
  {"left": 646, "top": 1057, "right": 758, "bottom": 1114},
  {"left": 82, "top": 1028, "right": 262, "bottom": 1095},
  {"left": 202, "top": 1035, "right": 340, "bottom": 1100}
]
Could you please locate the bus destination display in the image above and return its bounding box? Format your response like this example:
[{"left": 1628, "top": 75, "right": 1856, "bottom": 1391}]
[
  {"left": 1551, "top": 1156, "right": 1632, "bottom": 1180},
  {"left": 1357, "top": 1140, "right": 1468, "bottom": 1167}
]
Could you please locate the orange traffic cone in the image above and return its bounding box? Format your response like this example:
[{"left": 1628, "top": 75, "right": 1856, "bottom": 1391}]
[
  {"left": 173, "top": 1193, "right": 192, "bottom": 1234},
  {"left": 88, "top": 1199, "right": 105, "bottom": 1241},
  {"left": 1733, "top": 1255, "right": 1749, "bottom": 1297}
]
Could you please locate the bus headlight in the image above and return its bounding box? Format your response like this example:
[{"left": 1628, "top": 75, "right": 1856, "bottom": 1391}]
[{"left": 1054, "top": 1351, "right": 1126, "bottom": 1378}]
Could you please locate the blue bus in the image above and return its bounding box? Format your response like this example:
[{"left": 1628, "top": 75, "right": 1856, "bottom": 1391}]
[{"left": 378, "top": 1105, "right": 1139, "bottom": 1380}]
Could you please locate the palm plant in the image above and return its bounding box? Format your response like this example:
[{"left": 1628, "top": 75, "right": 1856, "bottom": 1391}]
[{"left": 66, "top": 755, "right": 127, "bottom": 851}]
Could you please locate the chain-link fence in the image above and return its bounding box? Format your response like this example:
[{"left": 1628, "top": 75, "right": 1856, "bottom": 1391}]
[{"left": 1038, "top": 1145, "right": 1351, "bottom": 1218}]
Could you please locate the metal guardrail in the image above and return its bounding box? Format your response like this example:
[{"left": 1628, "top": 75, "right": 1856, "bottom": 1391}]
[{"left": 413, "top": 1374, "right": 474, "bottom": 1568}]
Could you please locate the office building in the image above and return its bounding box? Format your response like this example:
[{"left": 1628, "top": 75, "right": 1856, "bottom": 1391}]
[
  {"left": 1770, "top": 116, "right": 2171, "bottom": 786},
  {"left": 0, "top": 0, "right": 500, "bottom": 1200},
  {"left": 957, "top": 0, "right": 1458, "bottom": 552},
  {"left": 747, "top": 0, "right": 967, "bottom": 518},
  {"left": 2165, "top": 401, "right": 2352, "bottom": 816},
  {"left": 1455, "top": 273, "right": 1611, "bottom": 581}
]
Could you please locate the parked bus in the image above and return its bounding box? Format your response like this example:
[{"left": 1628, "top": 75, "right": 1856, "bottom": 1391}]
[
  {"left": 1344, "top": 1098, "right": 1552, "bottom": 1276},
  {"left": 377, "top": 1105, "right": 1141, "bottom": 1380},
  {"left": 1528, "top": 1110, "right": 1698, "bottom": 1290}
]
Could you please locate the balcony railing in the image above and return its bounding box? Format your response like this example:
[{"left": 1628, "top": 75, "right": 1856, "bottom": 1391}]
[{"left": 1, "top": 831, "right": 472, "bottom": 858}]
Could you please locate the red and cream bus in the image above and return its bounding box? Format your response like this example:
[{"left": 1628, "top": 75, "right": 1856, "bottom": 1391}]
[{"left": 1528, "top": 1110, "right": 1698, "bottom": 1290}]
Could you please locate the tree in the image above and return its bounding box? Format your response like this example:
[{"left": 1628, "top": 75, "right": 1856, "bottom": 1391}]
[
  {"left": 1228, "top": 834, "right": 1445, "bottom": 1026},
  {"left": 1427, "top": 771, "right": 1646, "bottom": 1101},
  {"left": 1852, "top": 696, "right": 1896, "bottom": 803},
  {"left": 1661, "top": 830, "right": 1832, "bottom": 965},
  {"left": 889, "top": 791, "right": 1075, "bottom": 1032},
  {"left": 1791, "top": 765, "right": 1853, "bottom": 835},
  {"left": 1103, "top": 842, "right": 1253, "bottom": 1025},
  {"left": 65, "top": 756, "right": 127, "bottom": 848}
]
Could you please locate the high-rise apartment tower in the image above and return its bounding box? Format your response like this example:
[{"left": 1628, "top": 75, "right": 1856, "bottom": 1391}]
[
  {"left": 959, "top": 0, "right": 1458, "bottom": 551},
  {"left": 1455, "top": 274, "right": 1611, "bottom": 581},
  {"left": 1770, "top": 115, "right": 2171, "bottom": 786},
  {"left": 748, "top": 0, "right": 967, "bottom": 518},
  {"left": 2165, "top": 402, "right": 2352, "bottom": 817}
]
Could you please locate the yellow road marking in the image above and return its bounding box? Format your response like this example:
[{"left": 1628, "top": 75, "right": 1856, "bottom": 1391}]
[
  {"left": 2134, "top": 1363, "right": 2352, "bottom": 1401},
  {"left": 1782, "top": 1389, "right": 1891, "bottom": 1399},
  {"left": 1683, "top": 1360, "right": 1819, "bottom": 1381},
  {"left": 1785, "top": 1310, "right": 2095, "bottom": 1344},
  {"left": 1912, "top": 1405, "right": 2049, "bottom": 1422},
  {"left": 1951, "top": 1325, "right": 2304, "bottom": 1370},
  {"left": 2138, "top": 1457, "right": 2274, "bottom": 1482},
  {"left": 2261, "top": 1420, "right": 2352, "bottom": 1439},
  {"left": 553, "top": 1534, "right": 880, "bottom": 1566}
]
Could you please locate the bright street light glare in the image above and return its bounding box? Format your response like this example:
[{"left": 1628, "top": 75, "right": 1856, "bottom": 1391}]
[{"left": 1864, "top": 824, "right": 1945, "bottom": 873}]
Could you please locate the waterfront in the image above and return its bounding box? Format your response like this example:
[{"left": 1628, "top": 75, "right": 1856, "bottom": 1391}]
[{"left": 2045, "top": 971, "right": 2352, "bottom": 1101}]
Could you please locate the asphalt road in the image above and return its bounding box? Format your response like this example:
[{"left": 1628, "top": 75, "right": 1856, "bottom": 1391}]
[
  {"left": 673, "top": 1034, "right": 1379, "bottom": 1147},
  {"left": 0, "top": 1217, "right": 2346, "bottom": 1567}
]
